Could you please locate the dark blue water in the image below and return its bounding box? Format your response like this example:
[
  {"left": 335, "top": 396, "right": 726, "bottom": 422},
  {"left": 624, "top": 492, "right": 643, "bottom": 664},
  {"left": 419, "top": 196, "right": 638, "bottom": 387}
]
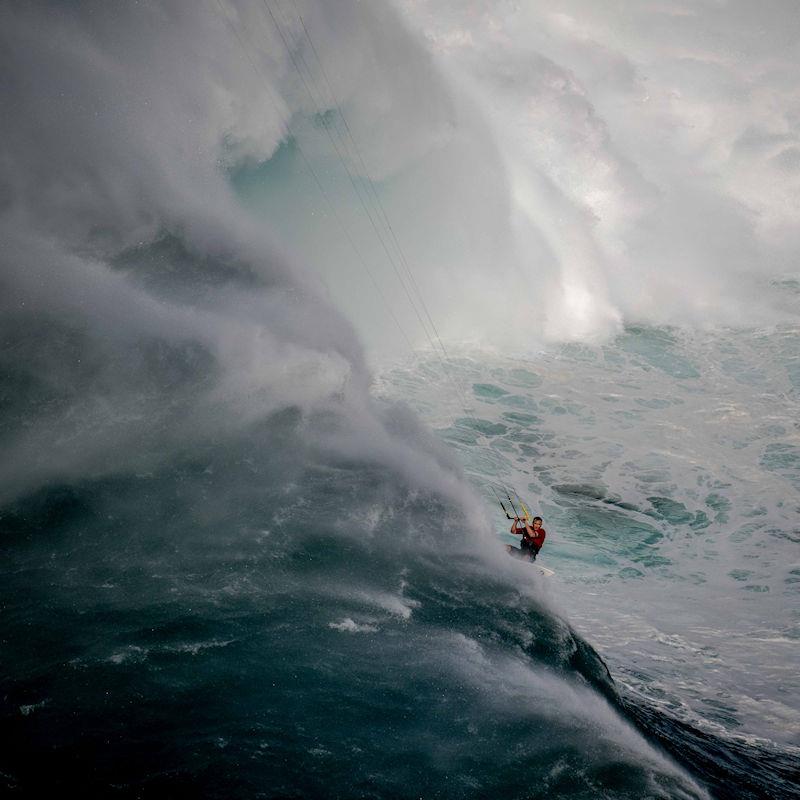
[{"left": 1, "top": 403, "right": 797, "bottom": 798}]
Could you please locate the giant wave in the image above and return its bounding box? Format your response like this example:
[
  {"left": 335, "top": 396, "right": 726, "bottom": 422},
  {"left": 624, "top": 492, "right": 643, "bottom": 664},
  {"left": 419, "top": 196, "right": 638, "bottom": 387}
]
[{"left": 1, "top": 2, "right": 798, "bottom": 798}]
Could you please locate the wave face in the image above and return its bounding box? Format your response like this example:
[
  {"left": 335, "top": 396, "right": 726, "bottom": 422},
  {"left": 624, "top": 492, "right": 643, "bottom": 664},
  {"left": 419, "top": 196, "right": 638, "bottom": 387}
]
[
  {"left": 2, "top": 430, "right": 710, "bottom": 799},
  {"left": 0, "top": 2, "right": 798, "bottom": 799}
]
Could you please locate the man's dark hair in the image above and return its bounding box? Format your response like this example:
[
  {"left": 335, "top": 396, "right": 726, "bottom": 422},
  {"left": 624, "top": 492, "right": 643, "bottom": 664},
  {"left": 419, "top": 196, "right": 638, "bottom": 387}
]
[{"left": 533, "top": 516, "right": 543, "bottom": 523}]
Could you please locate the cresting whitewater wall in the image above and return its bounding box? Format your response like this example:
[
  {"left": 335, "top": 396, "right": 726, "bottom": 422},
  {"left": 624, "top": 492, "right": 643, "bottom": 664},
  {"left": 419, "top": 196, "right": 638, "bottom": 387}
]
[
  {"left": 0, "top": 2, "right": 798, "bottom": 799},
  {"left": 232, "top": 0, "right": 800, "bottom": 352}
]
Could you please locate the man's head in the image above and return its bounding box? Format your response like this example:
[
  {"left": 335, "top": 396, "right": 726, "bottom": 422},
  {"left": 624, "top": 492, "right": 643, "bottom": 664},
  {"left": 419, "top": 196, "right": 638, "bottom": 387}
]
[{"left": 532, "top": 516, "right": 543, "bottom": 529}]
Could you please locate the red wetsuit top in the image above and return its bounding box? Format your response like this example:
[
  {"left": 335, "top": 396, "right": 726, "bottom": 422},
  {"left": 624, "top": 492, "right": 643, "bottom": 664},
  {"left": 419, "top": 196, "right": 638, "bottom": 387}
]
[
  {"left": 512, "top": 521, "right": 546, "bottom": 552},
  {"left": 527, "top": 526, "right": 546, "bottom": 551}
]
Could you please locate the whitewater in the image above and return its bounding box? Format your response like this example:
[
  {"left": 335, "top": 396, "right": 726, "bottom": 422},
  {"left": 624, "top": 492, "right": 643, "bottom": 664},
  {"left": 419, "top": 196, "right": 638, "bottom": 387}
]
[{"left": 1, "top": 2, "right": 798, "bottom": 798}]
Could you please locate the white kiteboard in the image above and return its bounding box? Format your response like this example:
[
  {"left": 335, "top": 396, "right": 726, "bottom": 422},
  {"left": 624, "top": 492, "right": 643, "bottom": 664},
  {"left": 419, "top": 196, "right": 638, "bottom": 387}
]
[{"left": 504, "top": 545, "right": 554, "bottom": 576}]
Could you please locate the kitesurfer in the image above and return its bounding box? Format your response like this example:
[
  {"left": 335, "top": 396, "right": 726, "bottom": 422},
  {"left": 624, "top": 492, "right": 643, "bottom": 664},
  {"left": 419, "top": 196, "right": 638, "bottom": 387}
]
[{"left": 506, "top": 515, "right": 546, "bottom": 561}]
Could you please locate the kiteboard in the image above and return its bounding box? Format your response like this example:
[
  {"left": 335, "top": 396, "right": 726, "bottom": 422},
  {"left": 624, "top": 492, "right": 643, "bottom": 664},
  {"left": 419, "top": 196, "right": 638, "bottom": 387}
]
[{"left": 504, "top": 545, "right": 554, "bottom": 576}]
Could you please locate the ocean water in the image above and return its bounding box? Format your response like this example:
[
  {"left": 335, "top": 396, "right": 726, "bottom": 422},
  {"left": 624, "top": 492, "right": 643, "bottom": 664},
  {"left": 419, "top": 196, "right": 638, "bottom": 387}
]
[
  {"left": 2, "top": 2, "right": 800, "bottom": 798},
  {"left": 3, "top": 321, "right": 798, "bottom": 798},
  {"left": 378, "top": 322, "right": 800, "bottom": 796},
  {"left": 0, "top": 404, "right": 703, "bottom": 798}
]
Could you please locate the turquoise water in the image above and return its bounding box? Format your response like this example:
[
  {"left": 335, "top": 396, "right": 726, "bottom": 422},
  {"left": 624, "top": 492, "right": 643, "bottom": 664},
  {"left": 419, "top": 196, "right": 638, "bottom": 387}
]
[{"left": 377, "top": 323, "right": 800, "bottom": 771}]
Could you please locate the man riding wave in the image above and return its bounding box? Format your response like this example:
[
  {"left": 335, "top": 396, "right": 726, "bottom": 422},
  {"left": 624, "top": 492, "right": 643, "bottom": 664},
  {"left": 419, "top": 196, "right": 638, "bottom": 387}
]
[{"left": 505, "top": 515, "right": 546, "bottom": 561}]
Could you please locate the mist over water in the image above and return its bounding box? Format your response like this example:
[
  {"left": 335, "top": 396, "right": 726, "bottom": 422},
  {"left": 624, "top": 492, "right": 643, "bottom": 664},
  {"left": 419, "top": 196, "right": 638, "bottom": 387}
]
[{"left": 1, "top": 1, "right": 799, "bottom": 798}]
